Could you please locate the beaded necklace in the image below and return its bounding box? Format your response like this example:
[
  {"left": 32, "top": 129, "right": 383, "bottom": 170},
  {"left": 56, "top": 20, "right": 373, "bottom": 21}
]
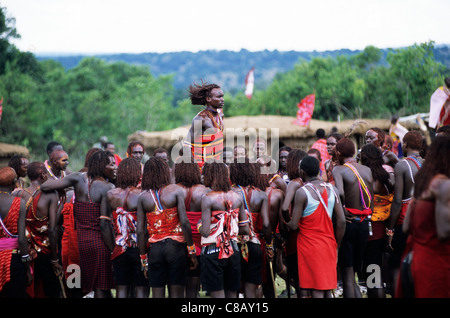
[
  {"left": 237, "top": 185, "right": 249, "bottom": 211},
  {"left": 149, "top": 189, "right": 163, "bottom": 212},
  {"left": 29, "top": 187, "right": 47, "bottom": 221},
  {"left": 45, "top": 160, "right": 66, "bottom": 180},
  {"left": 406, "top": 154, "right": 422, "bottom": 169},
  {"left": 204, "top": 109, "right": 224, "bottom": 132},
  {"left": 344, "top": 163, "right": 372, "bottom": 209}
]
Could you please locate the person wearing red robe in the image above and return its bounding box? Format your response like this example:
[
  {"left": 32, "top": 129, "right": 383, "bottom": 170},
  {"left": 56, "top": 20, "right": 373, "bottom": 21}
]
[
  {"left": 397, "top": 136, "right": 450, "bottom": 298},
  {"left": 283, "top": 156, "right": 346, "bottom": 298}
]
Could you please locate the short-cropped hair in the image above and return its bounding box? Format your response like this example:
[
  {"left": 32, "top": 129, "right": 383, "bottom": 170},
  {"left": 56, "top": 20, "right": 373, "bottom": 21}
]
[
  {"left": 336, "top": 138, "right": 356, "bottom": 158},
  {"left": 300, "top": 156, "right": 320, "bottom": 178}
]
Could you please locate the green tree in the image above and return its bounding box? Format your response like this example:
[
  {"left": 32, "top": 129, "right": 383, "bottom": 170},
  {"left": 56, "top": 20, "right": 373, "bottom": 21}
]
[{"left": 386, "top": 41, "right": 445, "bottom": 115}]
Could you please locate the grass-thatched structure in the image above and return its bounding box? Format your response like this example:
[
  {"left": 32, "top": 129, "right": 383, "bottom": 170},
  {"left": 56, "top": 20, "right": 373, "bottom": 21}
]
[{"left": 0, "top": 143, "right": 30, "bottom": 168}]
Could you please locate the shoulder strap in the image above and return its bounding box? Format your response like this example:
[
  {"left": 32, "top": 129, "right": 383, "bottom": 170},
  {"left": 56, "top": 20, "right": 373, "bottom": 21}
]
[
  {"left": 238, "top": 185, "right": 249, "bottom": 210},
  {"left": 304, "top": 183, "right": 329, "bottom": 210},
  {"left": 149, "top": 190, "right": 162, "bottom": 211},
  {"left": 344, "top": 163, "right": 371, "bottom": 209},
  {"left": 403, "top": 159, "right": 415, "bottom": 184}
]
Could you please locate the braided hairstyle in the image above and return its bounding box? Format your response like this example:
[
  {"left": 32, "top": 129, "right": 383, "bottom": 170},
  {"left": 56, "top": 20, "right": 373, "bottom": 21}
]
[
  {"left": 414, "top": 135, "right": 450, "bottom": 198},
  {"left": 87, "top": 150, "right": 115, "bottom": 180},
  {"left": 360, "top": 143, "right": 392, "bottom": 191},
  {"left": 174, "top": 159, "right": 202, "bottom": 187},
  {"left": 229, "top": 157, "right": 255, "bottom": 187},
  {"left": 189, "top": 81, "right": 221, "bottom": 105},
  {"left": 202, "top": 162, "right": 230, "bottom": 192},
  {"left": 141, "top": 157, "right": 171, "bottom": 191},
  {"left": 116, "top": 157, "right": 142, "bottom": 189},
  {"left": 286, "top": 149, "right": 308, "bottom": 180}
]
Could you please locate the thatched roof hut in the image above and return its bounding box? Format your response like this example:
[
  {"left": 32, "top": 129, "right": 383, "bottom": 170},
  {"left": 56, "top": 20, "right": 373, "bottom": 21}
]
[
  {"left": 0, "top": 143, "right": 30, "bottom": 168},
  {"left": 128, "top": 114, "right": 424, "bottom": 159}
]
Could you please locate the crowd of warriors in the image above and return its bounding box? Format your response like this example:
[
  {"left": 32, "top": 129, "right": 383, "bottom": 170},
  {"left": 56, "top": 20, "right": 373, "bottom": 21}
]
[{"left": 0, "top": 124, "right": 449, "bottom": 299}]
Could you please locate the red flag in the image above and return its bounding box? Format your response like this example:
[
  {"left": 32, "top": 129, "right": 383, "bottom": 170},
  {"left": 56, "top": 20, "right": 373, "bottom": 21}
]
[
  {"left": 0, "top": 97, "right": 3, "bottom": 123},
  {"left": 292, "top": 93, "right": 315, "bottom": 127},
  {"left": 244, "top": 67, "right": 255, "bottom": 100}
]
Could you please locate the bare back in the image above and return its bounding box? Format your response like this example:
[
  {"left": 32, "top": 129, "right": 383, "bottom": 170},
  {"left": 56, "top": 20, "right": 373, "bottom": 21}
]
[
  {"left": 107, "top": 187, "right": 141, "bottom": 212},
  {"left": 333, "top": 162, "right": 374, "bottom": 210}
]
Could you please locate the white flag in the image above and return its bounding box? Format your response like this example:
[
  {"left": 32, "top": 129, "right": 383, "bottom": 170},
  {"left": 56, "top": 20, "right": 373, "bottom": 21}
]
[
  {"left": 245, "top": 67, "right": 255, "bottom": 100},
  {"left": 429, "top": 86, "right": 449, "bottom": 128}
]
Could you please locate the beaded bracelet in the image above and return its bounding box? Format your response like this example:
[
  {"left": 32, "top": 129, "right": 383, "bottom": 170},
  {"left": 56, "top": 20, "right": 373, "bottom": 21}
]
[
  {"left": 187, "top": 245, "right": 196, "bottom": 255},
  {"left": 238, "top": 219, "right": 250, "bottom": 226},
  {"left": 21, "top": 254, "right": 32, "bottom": 263},
  {"left": 140, "top": 254, "right": 148, "bottom": 270}
]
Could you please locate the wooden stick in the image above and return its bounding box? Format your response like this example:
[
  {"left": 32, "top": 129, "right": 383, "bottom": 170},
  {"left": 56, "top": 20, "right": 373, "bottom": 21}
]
[{"left": 269, "top": 261, "right": 277, "bottom": 299}]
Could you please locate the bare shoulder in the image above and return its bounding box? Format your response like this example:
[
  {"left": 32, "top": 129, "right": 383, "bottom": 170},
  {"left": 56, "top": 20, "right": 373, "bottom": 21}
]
[
  {"left": 429, "top": 175, "right": 450, "bottom": 198},
  {"left": 138, "top": 190, "right": 152, "bottom": 201},
  {"left": 107, "top": 187, "right": 121, "bottom": 197},
  {"left": 165, "top": 183, "right": 184, "bottom": 194},
  {"left": 193, "top": 184, "right": 211, "bottom": 195}
]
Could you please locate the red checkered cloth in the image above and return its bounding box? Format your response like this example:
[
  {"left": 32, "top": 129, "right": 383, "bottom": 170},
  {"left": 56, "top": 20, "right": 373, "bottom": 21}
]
[
  {"left": 74, "top": 201, "right": 114, "bottom": 292},
  {"left": 311, "top": 139, "right": 331, "bottom": 173}
]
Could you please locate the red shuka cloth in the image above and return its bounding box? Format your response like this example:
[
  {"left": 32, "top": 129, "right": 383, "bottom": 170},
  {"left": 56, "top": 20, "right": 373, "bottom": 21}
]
[
  {"left": 396, "top": 199, "right": 450, "bottom": 298},
  {"left": 296, "top": 188, "right": 337, "bottom": 290},
  {"left": 146, "top": 207, "right": 185, "bottom": 244},
  {"left": 61, "top": 202, "right": 80, "bottom": 280},
  {"left": 25, "top": 192, "right": 51, "bottom": 255},
  {"left": 191, "top": 130, "right": 224, "bottom": 169}
]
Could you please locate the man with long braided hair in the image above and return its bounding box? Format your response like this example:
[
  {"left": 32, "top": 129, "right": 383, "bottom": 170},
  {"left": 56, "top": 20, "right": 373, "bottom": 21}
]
[
  {"left": 137, "top": 157, "right": 197, "bottom": 298},
  {"left": 397, "top": 135, "right": 450, "bottom": 298},
  {"left": 41, "top": 150, "right": 117, "bottom": 298},
  {"left": 230, "top": 158, "right": 270, "bottom": 298},
  {"left": 199, "top": 162, "right": 249, "bottom": 298},
  {"left": 106, "top": 158, "right": 149, "bottom": 298},
  {"left": 360, "top": 143, "right": 395, "bottom": 298},
  {"left": 183, "top": 81, "right": 225, "bottom": 170},
  {"left": 173, "top": 159, "right": 210, "bottom": 297}
]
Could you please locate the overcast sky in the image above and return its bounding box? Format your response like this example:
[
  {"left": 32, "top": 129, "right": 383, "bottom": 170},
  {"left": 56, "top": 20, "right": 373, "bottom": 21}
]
[{"left": 2, "top": 0, "right": 449, "bottom": 54}]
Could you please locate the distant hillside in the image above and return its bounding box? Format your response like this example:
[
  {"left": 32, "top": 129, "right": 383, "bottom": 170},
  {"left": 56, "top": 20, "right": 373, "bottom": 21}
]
[{"left": 36, "top": 46, "right": 450, "bottom": 91}]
